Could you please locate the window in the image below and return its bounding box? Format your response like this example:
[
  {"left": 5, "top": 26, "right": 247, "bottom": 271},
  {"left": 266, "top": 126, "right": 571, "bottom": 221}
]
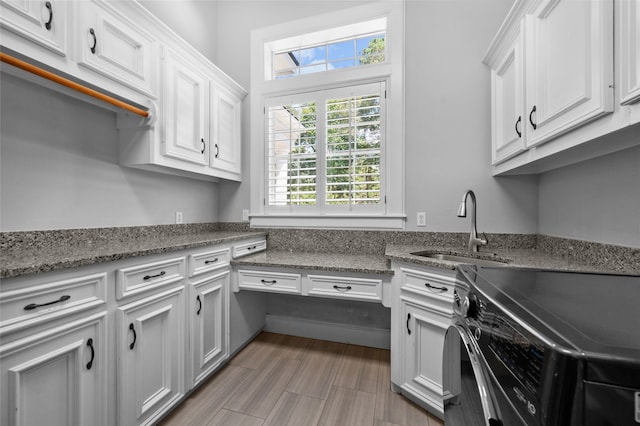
[
  {"left": 266, "top": 83, "right": 384, "bottom": 213},
  {"left": 250, "top": 2, "right": 404, "bottom": 229},
  {"left": 273, "top": 32, "right": 386, "bottom": 79}
]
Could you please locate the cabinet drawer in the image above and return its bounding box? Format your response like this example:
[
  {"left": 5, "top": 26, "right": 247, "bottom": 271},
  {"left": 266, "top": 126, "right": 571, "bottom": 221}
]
[
  {"left": 237, "top": 270, "right": 301, "bottom": 294},
  {"left": 400, "top": 267, "right": 456, "bottom": 307},
  {"left": 0, "top": 272, "right": 107, "bottom": 335},
  {"left": 188, "top": 248, "right": 230, "bottom": 277},
  {"left": 116, "top": 257, "right": 185, "bottom": 300},
  {"left": 232, "top": 240, "right": 266, "bottom": 258},
  {"left": 306, "top": 275, "right": 382, "bottom": 302}
]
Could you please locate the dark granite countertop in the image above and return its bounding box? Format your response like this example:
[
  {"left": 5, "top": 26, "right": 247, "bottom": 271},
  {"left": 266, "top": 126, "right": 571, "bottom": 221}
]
[
  {"left": 1, "top": 229, "right": 267, "bottom": 279},
  {"left": 231, "top": 250, "right": 393, "bottom": 275},
  {"left": 2, "top": 224, "right": 638, "bottom": 279},
  {"left": 385, "top": 244, "right": 640, "bottom": 275}
]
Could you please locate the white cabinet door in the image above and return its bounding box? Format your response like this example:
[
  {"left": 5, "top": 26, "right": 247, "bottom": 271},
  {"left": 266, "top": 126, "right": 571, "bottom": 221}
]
[
  {"left": 117, "top": 286, "right": 185, "bottom": 426},
  {"left": 620, "top": 0, "right": 640, "bottom": 106},
  {"left": 525, "top": 0, "right": 614, "bottom": 147},
  {"left": 491, "top": 22, "right": 526, "bottom": 164},
  {"left": 162, "top": 47, "right": 209, "bottom": 166},
  {"left": 0, "top": 311, "right": 107, "bottom": 426},
  {"left": 401, "top": 298, "right": 449, "bottom": 418},
  {"left": 210, "top": 85, "right": 242, "bottom": 177},
  {"left": 189, "top": 270, "right": 229, "bottom": 387},
  {"left": 0, "top": 0, "right": 67, "bottom": 57},
  {"left": 74, "top": 0, "right": 156, "bottom": 97}
]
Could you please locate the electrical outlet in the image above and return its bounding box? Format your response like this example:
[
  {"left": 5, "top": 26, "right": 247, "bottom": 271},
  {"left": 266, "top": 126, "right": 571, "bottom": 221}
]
[
  {"left": 242, "top": 209, "right": 249, "bottom": 221},
  {"left": 417, "top": 212, "right": 426, "bottom": 227},
  {"left": 175, "top": 211, "right": 183, "bottom": 224}
]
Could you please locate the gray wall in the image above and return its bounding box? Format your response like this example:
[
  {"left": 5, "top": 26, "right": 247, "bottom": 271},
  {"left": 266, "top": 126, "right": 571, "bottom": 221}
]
[
  {"left": 0, "top": 65, "right": 218, "bottom": 231},
  {"left": 538, "top": 145, "right": 640, "bottom": 247},
  {"left": 214, "top": 0, "right": 539, "bottom": 235}
]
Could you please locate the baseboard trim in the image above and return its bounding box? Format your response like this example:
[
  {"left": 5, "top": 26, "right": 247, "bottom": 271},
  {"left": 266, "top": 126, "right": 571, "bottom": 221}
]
[{"left": 264, "top": 314, "right": 390, "bottom": 349}]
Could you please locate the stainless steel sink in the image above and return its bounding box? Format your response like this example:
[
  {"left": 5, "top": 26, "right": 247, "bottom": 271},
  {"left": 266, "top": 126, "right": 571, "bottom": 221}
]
[{"left": 410, "top": 251, "right": 510, "bottom": 267}]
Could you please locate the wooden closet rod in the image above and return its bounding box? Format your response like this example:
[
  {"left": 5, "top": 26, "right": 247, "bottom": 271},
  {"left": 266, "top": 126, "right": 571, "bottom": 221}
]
[{"left": 0, "top": 52, "right": 150, "bottom": 118}]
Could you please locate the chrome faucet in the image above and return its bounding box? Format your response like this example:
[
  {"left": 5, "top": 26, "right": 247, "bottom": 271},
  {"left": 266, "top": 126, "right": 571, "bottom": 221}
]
[{"left": 457, "top": 190, "right": 488, "bottom": 252}]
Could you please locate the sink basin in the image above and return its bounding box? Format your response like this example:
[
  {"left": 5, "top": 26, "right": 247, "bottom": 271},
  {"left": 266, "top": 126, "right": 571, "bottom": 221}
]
[{"left": 410, "top": 251, "right": 510, "bottom": 267}]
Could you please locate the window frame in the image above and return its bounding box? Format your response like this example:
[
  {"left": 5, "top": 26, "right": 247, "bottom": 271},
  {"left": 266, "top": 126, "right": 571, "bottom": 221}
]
[
  {"left": 249, "top": 1, "right": 405, "bottom": 229},
  {"left": 265, "top": 82, "right": 386, "bottom": 215}
]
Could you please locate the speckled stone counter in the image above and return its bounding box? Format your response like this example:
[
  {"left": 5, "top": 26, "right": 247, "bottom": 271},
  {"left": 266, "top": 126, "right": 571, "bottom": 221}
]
[
  {"left": 2, "top": 223, "right": 638, "bottom": 279},
  {"left": 385, "top": 244, "right": 640, "bottom": 275},
  {"left": 231, "top": 250, "right": 392, "bottom": 275},
  {"left": 1, "top": 224, "right": 266, "bottom": 279}
]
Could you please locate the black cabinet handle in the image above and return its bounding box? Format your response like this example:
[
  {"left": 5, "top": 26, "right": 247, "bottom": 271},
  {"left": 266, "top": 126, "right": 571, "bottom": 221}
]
[
  {"left": 407, "top": 313, "right": 411, "bottom": 335},
  {"left": 86, "top": 338, "right": 95, "bottom": 370},
  {"left": 214, "top": 143, "right": 219, "bottom": 158},
  {"left": 529, "top": 105, "right": 537, "bottom": 130},
  {"left": 44, "top": 2, "right": 53, "bottom": 30},
  {"left": 196, "top": 295, "right": 202, "bottom": 315},
  {"left": 143, "top": 271, "right": 165, "bottom": 280},
  {"left": 425, "top": 282, "right": 448, "bottom": 293},
  {"left": 515, "top": 116, "right": 522, "bottom": 138},
  {"left": 24, "top": 294, "right": 70, "bottom": 311},
  {"left": 204, "top": 258, "right": 219, "bottom": 264},
  {"left": 261, "top": 279, "right": 277, "bottom": 285},
  {"left": 201, "top": 138, "right": 206, "bottom": 154},
  {"left": 89, "top": 28, "right": 97, "bottom": 54},
  {"left": 129, "top": 323, "right": 137, "bottom": 350},
  {"left": 247, "top": 245, "right": 258, "bottom": 250},
  {"left": 333, "top": 285, "right": 352, "bottom": 292}
]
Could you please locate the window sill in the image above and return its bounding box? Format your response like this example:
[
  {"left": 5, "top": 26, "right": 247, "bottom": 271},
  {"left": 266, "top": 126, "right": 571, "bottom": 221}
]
[{"left": 250, "top": 214, "right": 406, "bottom": 230}]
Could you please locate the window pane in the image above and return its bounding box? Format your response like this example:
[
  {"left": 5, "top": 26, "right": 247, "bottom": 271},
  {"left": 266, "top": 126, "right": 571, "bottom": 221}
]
[
  {"left": 326, "top": 93, "right": 381, "bottom": 206},
  {"left": 271, "top": 32, "right": 385, "bottom": 79},
  {"left": 328, "top": 40, "right": 354, "bottom": 61},
  {"left": 357, "top": 34, "right": 385, "bottom": 65},
  {"left": 267, "top": 103, "right": 317, "bottom": 206},
  {"left": 299, "top": 46, "right": 326, "bottom": 66}
]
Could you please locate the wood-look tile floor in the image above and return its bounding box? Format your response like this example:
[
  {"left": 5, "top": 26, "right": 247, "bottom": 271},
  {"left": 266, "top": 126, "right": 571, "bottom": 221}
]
[{"left": 160, "top": 332, "right": 444, "bottom": 426}]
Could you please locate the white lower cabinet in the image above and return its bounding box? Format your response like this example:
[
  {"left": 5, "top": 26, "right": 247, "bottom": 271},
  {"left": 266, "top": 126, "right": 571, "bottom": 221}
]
[
  {"left": 188, "top": 269, "right": 229, "bottom": 388},
  {"left": 116, "top": 285, "right": 185, "bottom": 426},
  {"left": 0, "top": 311, "right": 107, "bottom": 426},
  {"left": 391, "top": 263, "right": 457, "bottom": 420}
]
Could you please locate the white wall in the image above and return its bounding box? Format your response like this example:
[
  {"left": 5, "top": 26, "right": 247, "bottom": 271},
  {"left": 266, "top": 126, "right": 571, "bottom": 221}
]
[
  {"left": 538, "top": 145, "right": 640, "bottom": 248},
  {"left": 139, "top": 0, "right": 219, "bottom": 63},
  {"left": 0, "top": 71, "right": 218, "bottom": 231},
  {"left": 214, "top": 0, "right": 539, "bottom": 234}
]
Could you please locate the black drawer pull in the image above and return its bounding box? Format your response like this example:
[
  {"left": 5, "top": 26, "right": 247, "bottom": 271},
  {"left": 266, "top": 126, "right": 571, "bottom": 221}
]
[
  {"left": 425, "top": 283, "right": 448, "bottom": 293},
  {"left": 143, "top": 271, "right": 166, "bottom": 280},
  {"left": 247, "top": 245, "right": 258, "bottom": 250},
  {"left": 261, "top": 279, "right": 277, "bottom": 285},
  {"left": 129, "top": 323, "right": 137, "bottom": 350},
  {"left": 196, "top": 295, "right": 202, "bottom": 315},
  {"left": 333, "top": 285, "right": 352, "bottom": 292},
  {"left": 86, "top": 338, "right": 95, "bottom": 370},
  {"left": 407, "top": 313, "right": 411, "bottom": 335},
  {"left": 44, "top": 2, "right": 53, "bottom": 30},
  {"left": 24, "top": 294, "right": 71, "bottom": 311},
  {"left": 89, "top": 28, "right": 97, "bottom": 54},
  {"left": 529, "top": 105, "right": 537, "bottom": 130},
  {"left": 204, "top": 258, "right": 219, "bottom": 264}
]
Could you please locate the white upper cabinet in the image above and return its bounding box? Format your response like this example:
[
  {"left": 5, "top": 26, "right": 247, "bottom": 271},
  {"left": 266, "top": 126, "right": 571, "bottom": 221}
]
[
  {"left": 210, "top": 85, "right": 242, "bottom": 177},
  {"left": 485, "top": 0, "right": 639, "bottom": 175},
  {"left": 491, "top": 21, "right": 526, "bottom": 164},
  {"left": 74, "top": 0, "right": 156, "bottom": 98},
  {"left": 1, "top": 0, "right": 246, "bottom": 182},
  {"left": 620, "top": 0, "right": 640, "bottom": 107},
  {"left": 0, "top": 0, "right": 67, "bottom": 59},
  {"left": 162, "top": 46, "right": 210, "bottom": 166},
  {"left": 524, "top": 0, "right": 613, "bottom": 147}
]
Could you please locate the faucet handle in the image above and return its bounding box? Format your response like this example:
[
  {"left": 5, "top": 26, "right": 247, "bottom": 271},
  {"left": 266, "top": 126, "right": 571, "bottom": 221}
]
[{"left": 480, "top": 232, "right": 489, "bottom": 246}]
